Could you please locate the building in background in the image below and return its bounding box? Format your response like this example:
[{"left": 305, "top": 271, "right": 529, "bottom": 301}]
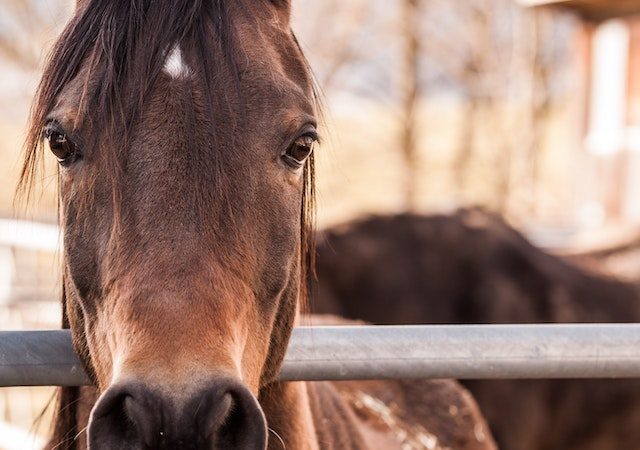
[{"left": 524, "top": 0, "right": 640, "bottom": 227}]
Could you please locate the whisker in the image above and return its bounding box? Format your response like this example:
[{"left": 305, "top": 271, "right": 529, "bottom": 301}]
[
  {"left": 73, "top": 425, "right": 89, "bottom": 441},
  {"left": 268, "top": 427, "right": 286, "bottom": 449}
]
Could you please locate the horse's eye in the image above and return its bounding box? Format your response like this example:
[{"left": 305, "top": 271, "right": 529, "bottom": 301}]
[
  {"left": 43, "top": 124, "right": 79, "bottom": 166},
  {"left": 282, "top": 133, "right": 317, "bottom": 170}
]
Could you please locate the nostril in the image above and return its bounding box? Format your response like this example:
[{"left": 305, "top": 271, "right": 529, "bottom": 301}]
[
  {"left": 196, "top": 383, "right": 267, "bottom": 450},
  {"left": 88, "top": 386, "right": 162, "bottom": 450},
  {"left": 124, "top": 395, "right": 160, "bottom": 448},
  {"left": 216, "top": 396, "right": 251, "bottom": 447},
  {"left": 89, "top": 388, "right": 141, "bottom": 449},
  {"left": 198, "top": 392, "right": 233, "bottom": 440}
]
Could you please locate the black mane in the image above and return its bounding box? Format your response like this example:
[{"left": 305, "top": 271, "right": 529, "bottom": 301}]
[{"left": 21, "top": 0, "right": 241, "bottom": 193}]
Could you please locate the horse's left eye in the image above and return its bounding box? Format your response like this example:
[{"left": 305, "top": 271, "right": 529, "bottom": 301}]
[
  {"left": 43, "top": 124, "right": 79, "bottom": 166},
  {"left": 282, "top": 133, "right": 317, "bottom": 170}
]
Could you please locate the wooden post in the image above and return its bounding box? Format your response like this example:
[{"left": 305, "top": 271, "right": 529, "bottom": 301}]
[
  {"left": 572, "top": 21, "right": 596, "bottom": 225},
  {"left": 623, "top": 17, "right": 640, "bottom": 220}
]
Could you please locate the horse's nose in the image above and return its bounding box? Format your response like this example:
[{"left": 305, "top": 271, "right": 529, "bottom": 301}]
[{"left": 87, "top": 378, "right": 267, "bottom": 450}]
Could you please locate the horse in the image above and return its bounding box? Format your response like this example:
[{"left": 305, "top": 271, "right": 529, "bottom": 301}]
[
  {"left": 310, "top": 208, "right": 640, "bottom": 450},
  {"left": 19, "top": 1, "right": 497, "bottom": 449}
]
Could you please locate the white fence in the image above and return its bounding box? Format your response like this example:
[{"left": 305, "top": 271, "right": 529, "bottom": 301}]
[{"left": 0, "top": 219, "right": 60, "bottom": 306}]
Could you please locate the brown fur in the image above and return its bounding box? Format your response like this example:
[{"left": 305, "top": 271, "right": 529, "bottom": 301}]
[
  {"left": 310, "top": 209, "right": 640, "bottom": 450},
  {"left": 23, "top": 1, "right": 496, "bottom": 449}
]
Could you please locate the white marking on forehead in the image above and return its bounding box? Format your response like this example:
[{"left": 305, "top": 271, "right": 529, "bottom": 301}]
[{"left": 163, "top": 44, "right": 190, "bottom": 79}]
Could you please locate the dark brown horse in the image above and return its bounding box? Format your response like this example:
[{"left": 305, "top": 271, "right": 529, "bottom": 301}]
[
  {"left": 311, "top": 209, "right": 640, "bottom": 450},
  {"left": 19, "top": 1, "right": 497, "bottom": 449}
]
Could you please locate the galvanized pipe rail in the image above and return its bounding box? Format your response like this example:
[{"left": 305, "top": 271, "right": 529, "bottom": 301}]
[{"left": 1, "top": 324, "right": 640, "bottom": 386}]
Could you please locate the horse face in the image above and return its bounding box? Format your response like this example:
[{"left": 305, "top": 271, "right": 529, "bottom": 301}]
[{"left": 27, "top": 1, "right": 316, "bottom": 448}]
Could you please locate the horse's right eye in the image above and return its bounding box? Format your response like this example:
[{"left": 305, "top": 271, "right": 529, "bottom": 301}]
[{"left": 43, "top": 124, "right": 79, "bottom": 166}]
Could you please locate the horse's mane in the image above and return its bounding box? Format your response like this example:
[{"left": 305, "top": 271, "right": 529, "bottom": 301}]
[
  {"left": 21, "top": 0, "right": 240, "bottom": 195},
  {"left": 19, "top": 1, "right": 319, "bottom": 448}
]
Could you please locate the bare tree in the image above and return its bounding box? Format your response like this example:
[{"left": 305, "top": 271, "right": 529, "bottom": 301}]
[
  {"left": 400, "top": 0, "right": 421, "bottom": 211},
  {"left": 271, "top": 0, "right": 573, "bottom": 223},
  {"left": 522, "top": 9, "right": 556, "bottom": 215},
  {"left": 0, "top": 0, "right": 70, "bottom": 70},
  {"left": 293, "top": 0, "right": 371, "bottom": 94}
]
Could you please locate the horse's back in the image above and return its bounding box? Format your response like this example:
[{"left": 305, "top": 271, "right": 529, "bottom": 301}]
[
  {"left": 310, "top": 211, "right": 640, "bottom": 450},
  {"left": 311, "top": 209, "right": 640, "bottom": 325},
  {"left": 305, "top": 379, "right": 495, "bottom": 450},
  {"left": 305, "top": 315, "right": 496, "bottom": 450}
]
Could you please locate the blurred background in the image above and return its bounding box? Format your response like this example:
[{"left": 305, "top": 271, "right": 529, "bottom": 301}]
[{"left": 2, "top": 0, "right": 640, "bottom": 448}]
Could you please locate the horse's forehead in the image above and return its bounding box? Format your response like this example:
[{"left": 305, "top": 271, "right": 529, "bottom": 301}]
[{"left": 52, "top": 27, "right": 307, "bottom": 129}]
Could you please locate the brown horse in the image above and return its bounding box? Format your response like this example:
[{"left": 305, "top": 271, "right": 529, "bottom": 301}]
[
  {"left": 19, "top": 1, "right": 496, "bottom": 449},
  {"left": 311, "top": 209, "right": 640, "bottom": 450}
]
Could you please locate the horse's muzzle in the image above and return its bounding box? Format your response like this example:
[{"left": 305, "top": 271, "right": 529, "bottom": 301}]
[{"left": 87, "top": 378, "right": 267, "bottom": 450}]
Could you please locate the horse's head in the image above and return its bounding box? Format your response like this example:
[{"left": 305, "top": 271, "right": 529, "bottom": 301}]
[{"left": 22, "top": 1, "right": 317, "bottom": 448}]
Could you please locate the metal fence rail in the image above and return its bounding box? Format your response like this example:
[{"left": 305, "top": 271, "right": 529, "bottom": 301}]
[{"left": 1, "top": 324, "right": 640, "bottom": 386}]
